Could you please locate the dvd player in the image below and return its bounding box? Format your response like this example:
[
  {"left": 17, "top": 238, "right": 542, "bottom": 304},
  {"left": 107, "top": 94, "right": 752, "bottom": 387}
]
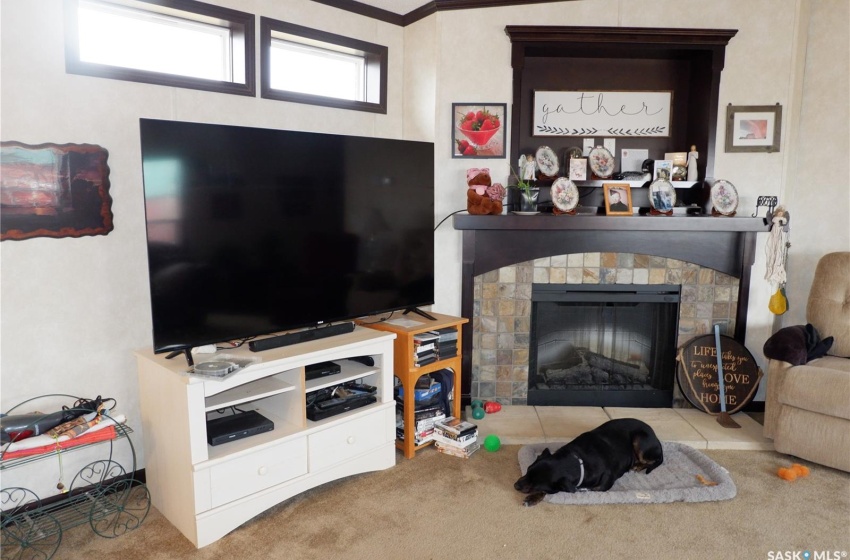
[
  {"left": 306, "top": 382, "right": 377, "bottom": 421},
  {"left": 307, "top": 395, "right": 375, "bottom": 421},
  {"left": 305, "top": 361, "right": 341, "bottom": 381},
  {"left": 207, "top": 410, "right": 274, "bottom": 446}
]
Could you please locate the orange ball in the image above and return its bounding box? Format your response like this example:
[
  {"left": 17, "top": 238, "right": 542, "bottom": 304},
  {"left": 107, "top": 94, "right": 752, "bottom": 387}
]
[
  {"left": 777, "top": 467, "right": 797, "bottom": 481},
  {"left": 791, "top": 463, "right": 810, "bottom": 477}
]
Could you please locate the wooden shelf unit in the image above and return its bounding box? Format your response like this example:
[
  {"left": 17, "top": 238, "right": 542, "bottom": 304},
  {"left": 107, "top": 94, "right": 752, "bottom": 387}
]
[{"left": 358, "top": 312, "right": 468, "bottom": 458}]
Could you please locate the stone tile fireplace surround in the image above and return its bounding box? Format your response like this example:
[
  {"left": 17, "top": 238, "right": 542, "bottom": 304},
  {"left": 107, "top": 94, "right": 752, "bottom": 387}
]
[
  {"left": 471, "top": 252, "right": 739, "bottom": 405},
  {"left": 453, "top": 214, "right": 768, "bottom": 407}
]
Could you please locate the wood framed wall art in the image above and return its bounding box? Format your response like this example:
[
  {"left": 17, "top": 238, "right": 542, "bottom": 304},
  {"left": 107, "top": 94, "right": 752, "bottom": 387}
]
[
  {"left": 452, "top": 103, "right": 506, "bottom": 158},
  {"left": 725, "top": 104, "right": 782, "bottom": 153},
  {"left": 533, "top": 91, "right": 672, "bottom": 137},
  {"left": 1, "top": 142, "right": 113, "bottom": 241}
]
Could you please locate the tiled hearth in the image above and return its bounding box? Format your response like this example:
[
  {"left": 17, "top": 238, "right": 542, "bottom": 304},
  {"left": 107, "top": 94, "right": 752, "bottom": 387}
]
[
  {"left": 465, "top": 405, "right": 772, "bottom": 450},
  {"left": 471, "top": 252, "right": 740, "bottom": 405}
]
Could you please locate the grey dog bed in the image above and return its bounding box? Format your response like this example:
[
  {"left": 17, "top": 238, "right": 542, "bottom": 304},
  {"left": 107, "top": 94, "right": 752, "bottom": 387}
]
[{"left": 517, "top": 442, "right": 736, "bottom": 505}]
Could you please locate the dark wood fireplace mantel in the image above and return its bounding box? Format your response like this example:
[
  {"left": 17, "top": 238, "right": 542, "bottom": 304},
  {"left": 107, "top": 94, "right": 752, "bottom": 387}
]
[{"left": 453, "top": 213, "right": 769, "bottom": 402}]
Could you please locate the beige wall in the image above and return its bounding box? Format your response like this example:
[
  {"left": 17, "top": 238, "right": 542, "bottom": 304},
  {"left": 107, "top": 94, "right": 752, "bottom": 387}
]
[
  {"left": 0, "top": 0, "right": 406, "bottom": 494},
  {"left": 782, "top": 0, "right": 850, "bottom": 323},
  {"left": 1, "top": 0, "right": 847, "bottom": 483},
  {"left": 423, "top": 0, "right": 848, "bottom": 399}
]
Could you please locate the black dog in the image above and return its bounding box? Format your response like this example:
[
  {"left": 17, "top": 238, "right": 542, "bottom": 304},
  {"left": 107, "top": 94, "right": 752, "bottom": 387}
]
[{"left": 514, "top": 418, "right": 663, "bottom": 506}]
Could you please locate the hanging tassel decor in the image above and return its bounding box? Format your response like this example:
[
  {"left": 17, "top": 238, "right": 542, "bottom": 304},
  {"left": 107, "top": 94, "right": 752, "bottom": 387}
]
[{"left": 764, "top": 206, "right": 790, "bottom": 315}]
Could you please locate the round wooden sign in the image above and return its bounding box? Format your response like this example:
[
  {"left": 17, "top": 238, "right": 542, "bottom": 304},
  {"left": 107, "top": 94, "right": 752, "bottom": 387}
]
[{"left": 676, "top": 334, "right": 762, "bottom": 414}]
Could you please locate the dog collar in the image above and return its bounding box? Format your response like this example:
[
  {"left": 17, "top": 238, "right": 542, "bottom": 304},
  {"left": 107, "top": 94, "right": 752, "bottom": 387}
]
[{"left": 572, "top": 453, "right": 585, "bottom": 488}]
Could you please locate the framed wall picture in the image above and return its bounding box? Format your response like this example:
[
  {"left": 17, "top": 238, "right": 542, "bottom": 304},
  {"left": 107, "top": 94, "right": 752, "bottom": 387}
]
[
  {"left": 533, "top": 91, "right": 672, "bottom": 137},
  {"left": 603, "top": 183, "right": 632, "bottom": 216},
  {"left": 1, "top": 141, "right": 113, "bottom": 241},
  {"left": 452, "top": 103, "right": 506, "bottom": 158},
  {"left": 725, "top": 104, "right": 782, "bottom": 153}
]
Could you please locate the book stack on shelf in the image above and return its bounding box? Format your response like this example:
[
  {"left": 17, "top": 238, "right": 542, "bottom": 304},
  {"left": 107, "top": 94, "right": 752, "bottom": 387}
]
[
  {"left": 413, "top": 331, "right": 439, "bottom": 367},
  {"left": 395, "top": 375, "right": 445, "bottom": 446},
  {"left": 413, "top": 327, "right": 458, "bottom": 367},
  {"left": 433, "top": 416, "right": 479, "bottom": 458},
  {"left": 435, "top": 327, "right": 458, "bottom": 360},
  {"left": 395, "top": 403, "right": 445, "bottom": 446}
]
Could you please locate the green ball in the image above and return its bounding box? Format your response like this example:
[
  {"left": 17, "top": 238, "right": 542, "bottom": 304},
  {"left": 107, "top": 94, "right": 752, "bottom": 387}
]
[
  {"left": 483, "top": 434, "right": 501, "bottom": 452},
  {"left": 472, "top": 406, "right": 485, "bottom": 420},
  {"left": 471, "top": 400, "right": 483, "bottom": 409}
]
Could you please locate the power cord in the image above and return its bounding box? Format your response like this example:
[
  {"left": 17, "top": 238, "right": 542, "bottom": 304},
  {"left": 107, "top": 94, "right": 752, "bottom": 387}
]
[{"left": 434, "top": 209, "right": 466, "bottom": 231}]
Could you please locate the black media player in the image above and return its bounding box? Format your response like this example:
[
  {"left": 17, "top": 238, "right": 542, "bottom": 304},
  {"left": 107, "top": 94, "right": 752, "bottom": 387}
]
[
  {"left": 305, "top": 361, "right": 341, "bottom": 381},
  {"left": 207, "top": 410, "right": 274, "bottom": 446}
]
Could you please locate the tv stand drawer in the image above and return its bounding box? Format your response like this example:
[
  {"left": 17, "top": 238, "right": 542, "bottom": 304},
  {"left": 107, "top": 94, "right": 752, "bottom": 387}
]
[
  {"left": 308, "top": 408, "right": 390, "bottom": 471},
  {"left": 208, "top": 437, "right": 307, "bottom": 508}
]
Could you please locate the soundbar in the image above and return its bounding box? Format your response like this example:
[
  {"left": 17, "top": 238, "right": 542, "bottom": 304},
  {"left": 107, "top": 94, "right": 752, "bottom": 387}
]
[{"left": 248, "top": 322, "right": 355, "bottom": 352}]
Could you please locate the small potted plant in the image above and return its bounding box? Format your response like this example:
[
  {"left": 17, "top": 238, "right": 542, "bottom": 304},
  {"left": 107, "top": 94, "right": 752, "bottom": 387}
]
[{"left": 510, "top": 162, "right": 539, "bottom": 213}]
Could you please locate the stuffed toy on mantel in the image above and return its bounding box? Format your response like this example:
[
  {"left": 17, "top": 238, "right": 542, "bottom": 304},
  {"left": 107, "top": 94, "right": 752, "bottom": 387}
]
[{"left": 466, "top": 168, "right": 505, "bottom": 215}]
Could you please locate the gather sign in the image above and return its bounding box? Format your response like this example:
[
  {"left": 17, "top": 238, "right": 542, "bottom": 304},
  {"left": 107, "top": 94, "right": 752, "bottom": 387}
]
[
  {"left": 532, "top": 90, "right": 672, "bottom": 137},
  {"left": 676, "top": 334, "right": 763, "bottom": 414}
]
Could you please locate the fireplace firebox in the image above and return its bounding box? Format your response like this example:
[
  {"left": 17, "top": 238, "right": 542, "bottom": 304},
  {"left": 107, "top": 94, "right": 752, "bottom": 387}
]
[{"left": 528, "top": 284, "right": 680, "bottom": 408}]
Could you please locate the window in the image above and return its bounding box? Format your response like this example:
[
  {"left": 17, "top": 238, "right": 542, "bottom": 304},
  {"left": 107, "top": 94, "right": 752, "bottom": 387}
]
[
  {"left": 64, "top": 0, "right": 255, "bottom": 96},
  {"left": 260, "top": 18, "right": 387, "bottom": 114},
  {"left": 270, "top": 41, "right": 364, "bottom": 102}
]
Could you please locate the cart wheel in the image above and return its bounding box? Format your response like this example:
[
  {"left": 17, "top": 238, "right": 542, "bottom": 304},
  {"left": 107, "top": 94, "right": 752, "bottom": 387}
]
[
  {"left": 1, "top": 488, "right": 41, "bottom": 514},
  {"left": 88, "top": 480, "right": 150, "bottom": 538},
  {"left": 68, "top": 460, "right": 126, "bottom": 515},
  {"left": 69, "top": 460, "right": 126, "bottom": 492},
  {"left": 1, "top": 510, "right": 62, "bottom": 560}
]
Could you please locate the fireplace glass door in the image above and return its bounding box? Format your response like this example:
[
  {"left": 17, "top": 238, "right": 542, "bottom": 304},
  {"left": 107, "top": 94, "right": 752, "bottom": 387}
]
[{"left": 528, "top": 284, "right": 680, "bottom": 407}]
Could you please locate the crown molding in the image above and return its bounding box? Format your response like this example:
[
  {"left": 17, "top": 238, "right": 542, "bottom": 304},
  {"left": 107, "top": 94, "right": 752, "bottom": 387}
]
[{"left": 312, "top": 0, "right": 568, "bottom": 27}]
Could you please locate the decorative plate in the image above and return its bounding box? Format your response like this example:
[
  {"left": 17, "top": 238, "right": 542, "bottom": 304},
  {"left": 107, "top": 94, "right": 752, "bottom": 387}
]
[
  {"left": 512, "top": 211, "right": 540, "bottom": 216},
  {"left": 589, "top": 146, "right": 615, "bottom": 178},
  {"left": 551, "top": 178, "right": 579, "bottom": 212},
  {"left": 711, "top": 179, "right": 739, "bottom": 215},
  {"left": 648, "top": 178, "right": 677, "bottom": 212},
  {"left": 535, "top": 146, "right": 559, "bottom": 178}
]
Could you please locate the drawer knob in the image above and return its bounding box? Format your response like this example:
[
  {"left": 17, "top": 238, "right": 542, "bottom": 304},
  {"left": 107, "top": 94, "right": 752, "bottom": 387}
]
[
  {"left": 258, "top": 466, "right": 268, "bottom": 476},
  {"left": 346, "top": 436, "right": 356, "bottom": 445}
]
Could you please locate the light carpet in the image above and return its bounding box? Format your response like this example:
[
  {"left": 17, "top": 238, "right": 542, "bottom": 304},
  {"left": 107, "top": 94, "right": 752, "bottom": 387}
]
[
  {"left": 52, "top": 446, "right": 849, "bottom": 560},
  {"left": 518, "top": 441, "right": 736, "bottom": 504}
]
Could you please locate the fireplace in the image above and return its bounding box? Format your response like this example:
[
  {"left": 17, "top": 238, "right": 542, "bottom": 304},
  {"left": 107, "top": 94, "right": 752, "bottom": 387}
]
[
  {"left": 528, "top": 284, "right": 680, "bottom": 407},
  {"left": 453, "top": 214, "right": 768, "bottom": 406}
]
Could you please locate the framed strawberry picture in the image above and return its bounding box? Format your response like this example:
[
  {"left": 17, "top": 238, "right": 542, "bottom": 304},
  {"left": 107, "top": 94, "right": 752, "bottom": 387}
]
[{"left": 452, "top": 103, "right": 507, "bottom": 159}]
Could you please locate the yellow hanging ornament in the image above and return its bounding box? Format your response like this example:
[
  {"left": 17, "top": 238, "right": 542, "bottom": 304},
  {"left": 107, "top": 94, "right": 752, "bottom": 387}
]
[{"left": 769, "top": 286, "right": 788, "bottom": 315}]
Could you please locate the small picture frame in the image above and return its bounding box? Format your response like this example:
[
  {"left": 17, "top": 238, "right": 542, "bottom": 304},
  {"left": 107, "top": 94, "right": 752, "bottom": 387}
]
[
  {"left": 653, "top": 160, "right": 673, "bottom": 181},
  {"left": 452, "top": 103, "right": 506, "bottom": 158},
  {"left": 603, "top": 183, "right": 632, "bottom": 216},
  {"left": 725, "top": 104, "right": 782, "bottom": 153},
  {"left": 568, "top": 158, "right": 587, "bottom": 181}
]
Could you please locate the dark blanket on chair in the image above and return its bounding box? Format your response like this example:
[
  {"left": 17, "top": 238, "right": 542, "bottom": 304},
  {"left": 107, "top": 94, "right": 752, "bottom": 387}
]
[{"left": 763, "top": 323, "right": 834, "bottom": 366}]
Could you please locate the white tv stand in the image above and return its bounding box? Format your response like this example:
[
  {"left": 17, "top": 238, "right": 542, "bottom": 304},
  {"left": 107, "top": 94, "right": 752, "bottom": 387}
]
[{"left": 135, "top": 327, "right": 397, "bottom": 548}]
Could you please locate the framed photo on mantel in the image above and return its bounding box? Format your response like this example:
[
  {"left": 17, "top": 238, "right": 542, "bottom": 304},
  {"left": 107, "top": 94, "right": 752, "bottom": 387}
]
[{"left": 603, "top": 183, "right": 632, "bottom": 216}]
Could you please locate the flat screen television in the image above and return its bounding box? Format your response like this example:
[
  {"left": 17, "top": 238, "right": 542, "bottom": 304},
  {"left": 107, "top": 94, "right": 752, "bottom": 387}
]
[{"left": 139, "top": 118, "right": 435, "bottom": 354}]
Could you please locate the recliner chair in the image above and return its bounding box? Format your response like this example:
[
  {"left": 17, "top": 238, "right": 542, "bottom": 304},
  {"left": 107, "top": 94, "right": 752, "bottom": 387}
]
[{"left": 763, "top": 252, "right": 850, "bottom": 472}]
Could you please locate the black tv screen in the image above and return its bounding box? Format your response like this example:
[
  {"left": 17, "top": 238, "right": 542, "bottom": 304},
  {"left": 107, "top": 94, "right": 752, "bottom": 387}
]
[{"left": 140, "top": 119, "right": 435, "bottom": 353}]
